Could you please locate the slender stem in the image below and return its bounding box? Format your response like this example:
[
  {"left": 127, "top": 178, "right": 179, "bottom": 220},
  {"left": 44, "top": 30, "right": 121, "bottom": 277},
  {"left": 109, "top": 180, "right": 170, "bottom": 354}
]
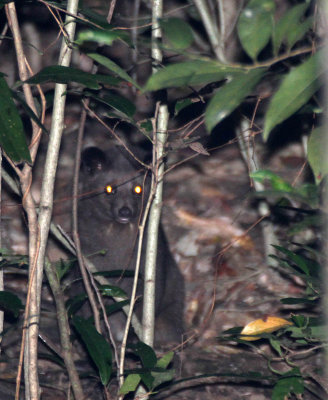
[
  {"left": 194, "top": 0, "right": 226, "bottom": 62},
  {"left": 44, "top": 260, "right": 84, "bottom": 399},
  {"left": 0, "top": 150, "right": 3, "bottom": 351},
  {"left": 23, "top": 0, "right": 79, "bottom": 398},
  {"left": 107, "top": 0, "right": 117, "bottom": 23},
  {"left": 72, "top": 101, "right": 102, "bottom": 334},
  {"left": 4, "top": 3, "right": 45, "bottom": 398},
  {"left": 140, "top": 0, "right": 170, "bottom": 350},
  {"left": 142, "top": 103, "right": 168, "bottom": 347},
  {"left": 71, "top": 98, "right": 120, "bottom": 376},
  {"left": 237, "top": 118, "right": 277, "bottom": 264},
  {"left": 119, "top": 174, "right": 155, "bottom": 390}
]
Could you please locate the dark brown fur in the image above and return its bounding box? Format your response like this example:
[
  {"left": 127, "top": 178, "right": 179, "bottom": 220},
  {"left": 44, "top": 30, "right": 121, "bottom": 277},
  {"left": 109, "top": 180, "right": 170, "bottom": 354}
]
[{"left": 77, "top": 146, "right": 184, "bottom": 344}]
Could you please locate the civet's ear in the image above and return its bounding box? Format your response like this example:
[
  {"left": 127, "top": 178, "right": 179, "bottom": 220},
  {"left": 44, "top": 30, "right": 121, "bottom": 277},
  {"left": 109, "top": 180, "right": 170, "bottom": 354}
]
[{"left": 80, "top": 147, "right": 107, "bottom": 175}]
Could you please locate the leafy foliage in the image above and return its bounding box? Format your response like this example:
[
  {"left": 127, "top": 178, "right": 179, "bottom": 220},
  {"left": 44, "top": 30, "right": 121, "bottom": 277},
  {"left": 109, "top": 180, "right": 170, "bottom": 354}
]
[
  {"left": 0, "top": 0, "right": 324, "bottom": 399},
  {"left": 263, "top": 50, "right": 324, "bottom": 140},
  {"left": 221, "top": 242, "right": 324, "bottom": 398},
  {"left": 237, "top": 0, "right": 276, "bottom": 60},
  {"left": 120, "top": 342, "right": 175, "bottom": 395},
  {"left": 72, "top": 316, "right": 112, "bottom": 385},
  {"left": 0, "top": 75, "right": 31, "bottom": 163}
]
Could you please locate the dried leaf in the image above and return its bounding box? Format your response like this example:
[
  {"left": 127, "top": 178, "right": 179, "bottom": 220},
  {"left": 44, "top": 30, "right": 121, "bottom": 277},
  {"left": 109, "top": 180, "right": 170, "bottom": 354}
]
[
  {"left": 240, "top": 316, "right": 293, "bottom": 341},
  {"left": 188, "top": 142, "right": 210, "bottom": 155},
  {"left": 175, "top": 209, "right": 253, "bottom": 249}
]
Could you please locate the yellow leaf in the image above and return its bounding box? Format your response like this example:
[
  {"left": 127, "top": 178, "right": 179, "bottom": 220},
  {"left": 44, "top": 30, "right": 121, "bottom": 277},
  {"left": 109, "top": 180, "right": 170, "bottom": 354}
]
[{"left": 239, "top": 316, "right": 293, "bottom": 341}]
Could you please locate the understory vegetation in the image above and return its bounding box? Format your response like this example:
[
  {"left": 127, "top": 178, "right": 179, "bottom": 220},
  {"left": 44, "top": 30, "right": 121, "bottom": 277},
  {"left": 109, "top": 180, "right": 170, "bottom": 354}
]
[{"left": 0, "top": 0, "right": 326, "bottom": 399}]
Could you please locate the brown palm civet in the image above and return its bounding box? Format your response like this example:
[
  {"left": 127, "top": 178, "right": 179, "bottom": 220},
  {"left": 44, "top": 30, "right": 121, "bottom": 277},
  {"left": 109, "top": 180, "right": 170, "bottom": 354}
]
[{"left": 77, "top": 145, "right": 184, "bottom": 344}]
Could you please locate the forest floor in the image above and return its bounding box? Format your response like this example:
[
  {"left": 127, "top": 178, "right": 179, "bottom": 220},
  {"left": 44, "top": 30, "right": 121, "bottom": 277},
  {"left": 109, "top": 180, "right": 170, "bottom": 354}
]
[{"left": 2, "top": 117, "right": 322, "bottom": 399}]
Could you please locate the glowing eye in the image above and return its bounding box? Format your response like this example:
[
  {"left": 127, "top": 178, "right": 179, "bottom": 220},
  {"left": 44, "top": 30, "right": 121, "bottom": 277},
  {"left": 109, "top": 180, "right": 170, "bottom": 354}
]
[
  {"left": 105, "top": 185, "right": 114, "bottom": 194},
  {"left": 134, "top": 185, "right": 142, "bottom": 195}
]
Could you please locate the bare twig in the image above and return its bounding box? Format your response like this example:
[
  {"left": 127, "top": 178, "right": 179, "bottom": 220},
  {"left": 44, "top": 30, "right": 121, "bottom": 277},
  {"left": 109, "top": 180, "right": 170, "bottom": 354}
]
[
  {"left": 44, "top": 260, "right": 84, "bottom": 399},
  {"left": 83, "top": 102, "right": 149, "bottom": 169},
  {"left": 72, "top": 96, "right": 120, "bottom": 376},
  {"left": 7, "top": 0, "right": 80, "bottom": 398},
  {"left": 0, "top": 150, "right": 3, "bottom": 351},
  {"left": 140, "top": 0, "right": 169, "bottom": 351},
  {"left": 72, "top": 101, "right": 102, "bottom": 334},
  {"left": 0, "top": 23, "right": 8, "bottom": 47},
  {"left": 118, "top": 171, "right": 154, "bottom": 390},
  {"left": 107, "top": 0, "right": 117, "bottom": 24},
  {"left": 194, "top": 0, "right": 226, "bottom": 62},
  {"left": 237, "top": 118, "right": 277, "bottom": 264},
  {"left": 142, "top": 103, "right": 168, "bottom": 347},
  {"left": 131, "top": 0, "right": 141, "bottom": 88},
  {"left": 5, "top": 3, "right": 45, "bottom": 398}
]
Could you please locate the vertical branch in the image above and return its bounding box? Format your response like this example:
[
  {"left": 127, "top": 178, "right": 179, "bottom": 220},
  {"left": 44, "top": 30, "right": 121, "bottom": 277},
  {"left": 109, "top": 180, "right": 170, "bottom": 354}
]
[
  {"left": 131, "top": 0, "right": 141, "bottom": 87},
  {"left": 71, "top": 100, "right": 119, "bottom": 376},
  {"left": 44, "top": 261, "right": 84, "bottom": 399},
  {"left": 0, "top": 150, "right": 3, "bottom": 351},
  {"left": 20, "top": 0, "right": 79, "bottom": 398},
  {"left": 194, "top": 0, "right": 226, "bottom": 62},
  {"left": 236, "top": 119, "right": 277, "bottom": 264},
  {"left": 72, "top": 103, "right": 101, "bottom": 334},
  {"left": 200, "top": 1, "right": 277, "bottom": 263},
  {"left": 5, "top": 3, "right": 44, "bottom": 399},
  {"left": 322, "top": 4, "right": 328, "bottom": 384},
  {"left": 118, "top": 176, "right": 154, "bottom": 392},
  {"left": 142, "top": 0, "right": 168, "bottom": 347}
]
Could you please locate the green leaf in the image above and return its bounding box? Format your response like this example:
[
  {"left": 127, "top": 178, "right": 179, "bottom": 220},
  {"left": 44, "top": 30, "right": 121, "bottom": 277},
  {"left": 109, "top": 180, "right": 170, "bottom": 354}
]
[
  {"left": 127, "top": 342, "right": 173, "bottom": 391},
  {"left": 272, "top": 3, "right": 309, "bottom": 55},
  {"left": 0, "top": 249, "right": 29, "bottom": 269},
  {"left": 66, "top": 294, "right": 88, "bottom": 317},
  {"left": 160, "top": 17, "right": 194, "bottom": 50},
  {"left": 141, "top": 371, "right": 155, "bottom": 391},
  {"left": 291, "top": 314, "right": 308, "bottom": 328},
  {"left": 272, "top": 245, "right": 310, "bottom": 275},
  {"left": 237, "top": 0, "right": 276, "bottom": 60},
  {"left": 263, "top": 51, "right": 324, "bottom": 140},
  {"left": 93, "top": 269, "right": 136, "bottom": 278},
  {"left": 293, "top": 183, "right": 320, "bottom": 208},
  {"left": 105, "top": 300, "right": 130, "bottom": 315},
  {"left": 151, "top": 351, "right": 175, "bottom": 389},
  {"left": 307, "top": 127, "right": 328, "bottom": 184},
  {"left": 250, "top": 170, "right": 293, "bottom": 192},
  {"left": 87, "top": 92, "right": 136, "bottom": 119},
  {"left": 87, "top": 53, "right": 141, "bottom": 90},
  {"left": 119, "top": 374, "right": 141, "bottom": 395},
  {"left": 286, "top": 319, "right": 326, "bottom": 340},
  {"left": 205, "top": 68, "right": 265, "bottom": 131},
  {"left": 272, "top": 372, "right": 304, "bottom": 400},
  {"left": 286, "top": 17, "right": 313, "bottom": 50},
  {"left": 144, "top": 60, "right": 244, "bottom": 91},
  {"left": 281, "top": 297, "right": 317, "bottom": 305},
  {"left": 76, "top": 28, "right": 131, "bottom": 47},
  {"left": 138, "top": 119, "right": 153, "bottom": 135},
  {"left": 72, "top": 316, "right": 112, "bottom": 385},
  {"left": 54, "top": 259, "right": 75, "bottom": 282},
  {"left": 151, "top": 369, "right": 175, "bottom": 389},
  {"left": 174, "top": 98, "right": 193, "bottom": 116},
  {"left": 0, "top": 291, "right": 24, "bottom": 317},
  {"left": 269, "top": 337, "right": 283, "bottom": 357},
  {"left": 130, "top": 341, "right": 157, "bottom": 368},
  {"left": 12, "top": 92, "right": 48, "bottom": 135},
  {"left": 0, "top": 75, "right": 31, "bottom": 163},
  {"left": 307, "top": 323, "right": 327, "bottom": 340},
  {"left": 99, "top": 284, "right": 128, "bottom": 298},
  {"left": 156, "top": 351, "right": 174, "bottom": 369},
  {"left": 25, "top": 66, "right": 120, "bottom": 89},
  {"left": 78, "top": 7, "right": 113, "bottom": 29}
]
